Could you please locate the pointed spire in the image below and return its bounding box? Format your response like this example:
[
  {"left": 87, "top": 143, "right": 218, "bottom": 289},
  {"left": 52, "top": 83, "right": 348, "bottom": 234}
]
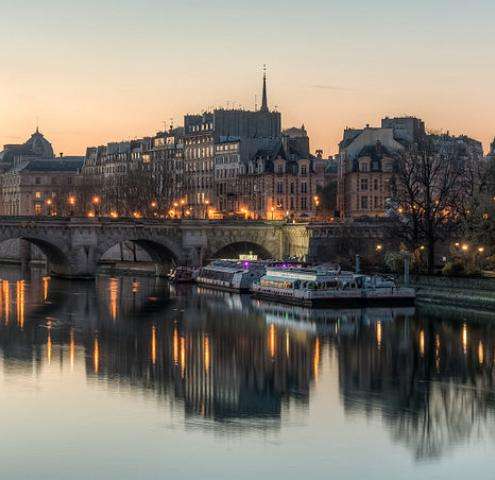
[{"left": 260, "top": 65, "right": 268, "bottom": 112}]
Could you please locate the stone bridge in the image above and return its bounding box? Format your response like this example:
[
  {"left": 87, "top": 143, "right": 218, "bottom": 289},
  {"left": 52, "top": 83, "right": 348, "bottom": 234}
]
[
  {"left": 0, "top": 217, "right": 313, "bottom": 278},
  {"left": 0, "top": 217, "right": 393, "bottom": 278}
]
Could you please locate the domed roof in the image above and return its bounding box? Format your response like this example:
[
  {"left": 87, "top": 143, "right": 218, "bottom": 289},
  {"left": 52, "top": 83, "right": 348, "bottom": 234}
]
[{"left": 24, "top": 128, "right": 54, "bottom": 158}]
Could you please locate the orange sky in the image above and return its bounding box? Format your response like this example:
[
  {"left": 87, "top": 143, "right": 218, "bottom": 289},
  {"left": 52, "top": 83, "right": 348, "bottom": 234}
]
[{"left": 1, "top": 0, "right": 494, "bottom": 156}]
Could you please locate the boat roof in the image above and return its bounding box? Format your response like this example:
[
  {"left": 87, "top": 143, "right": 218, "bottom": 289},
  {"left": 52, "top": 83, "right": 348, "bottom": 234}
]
[{"left": 264, "top": 267, "right": 355, "bottom": 282}]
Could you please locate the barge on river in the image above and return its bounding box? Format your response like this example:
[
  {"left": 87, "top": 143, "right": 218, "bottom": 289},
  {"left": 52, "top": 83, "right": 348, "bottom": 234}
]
[
  {"left": 252, "top": 266, "right": 415, "bottom": 307},
  {"left": 195, "top": 259, "right": 289, "bottom": 293}
]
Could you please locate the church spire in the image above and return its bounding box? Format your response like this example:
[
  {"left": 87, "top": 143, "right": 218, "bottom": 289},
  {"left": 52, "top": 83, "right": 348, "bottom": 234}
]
[{"left": 260, "top": 65, "right": 268, "bottom": 112}]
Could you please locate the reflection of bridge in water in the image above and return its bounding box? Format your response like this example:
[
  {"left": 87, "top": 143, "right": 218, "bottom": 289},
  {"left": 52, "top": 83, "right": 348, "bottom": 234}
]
[{"left": 0, "top": 269, "right": 494, "bottom": 455}]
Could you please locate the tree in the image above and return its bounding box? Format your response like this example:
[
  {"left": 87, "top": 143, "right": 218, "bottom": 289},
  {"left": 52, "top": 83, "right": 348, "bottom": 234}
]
[{"left": 390, "top": 140, "right": 467, "bottom": 273}]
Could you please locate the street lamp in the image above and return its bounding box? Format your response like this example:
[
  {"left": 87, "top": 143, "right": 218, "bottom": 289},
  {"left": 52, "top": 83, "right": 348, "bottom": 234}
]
[
  {"left": 376, "top": 244, "right": 383, "bottom": 252},
  {"left": 92, "top": 195, "right": 101, "bottom": 216},
  {"left": 45, "top": 198, "right": 53, "bottom": 216},
  {"left": 68, "top": 195, "right": 76, "bottom": 216}
]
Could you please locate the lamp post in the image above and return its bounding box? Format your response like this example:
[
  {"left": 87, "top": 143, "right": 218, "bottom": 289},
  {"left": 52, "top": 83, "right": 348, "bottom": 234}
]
[
  {"left": 204, "top": 199, "right": 210, "bottom": 220},
  {"left": 271, "top": 206, "right": 275, "bottom": 221},
  {"left": 92, "top": 195, "right": 101, "bottom": 217},
  {"left": 45, "top": 198, "right": 53, "bottom": 216},
  {"left": 150, "top": 200, "right": 158, "bottom": 218},
  {"left": 68, "top": 195, "right": 76, "bottom": 216},
  {"left": 313, "top": 195, "right": 320, "bottom": 219}
]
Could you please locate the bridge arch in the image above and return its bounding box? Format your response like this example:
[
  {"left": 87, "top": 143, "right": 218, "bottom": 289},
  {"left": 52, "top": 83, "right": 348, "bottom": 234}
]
[
  {"left": 0, "top": 234, "right": 71, "bottom": 276},
  {"left": 96, "top": 237, "right": 182, "bottom": 275}
]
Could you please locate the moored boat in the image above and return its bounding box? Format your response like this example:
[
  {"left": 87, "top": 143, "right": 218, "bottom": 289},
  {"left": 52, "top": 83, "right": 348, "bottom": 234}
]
[
  {"left": 168, "top": 266, "right": 198, "bottom": 284},
  {"left": 196, "top": 259, "right": 302, "bottom": 293},
  {"left": 252, "top": 265, "right": 415, "bottom": 307}
]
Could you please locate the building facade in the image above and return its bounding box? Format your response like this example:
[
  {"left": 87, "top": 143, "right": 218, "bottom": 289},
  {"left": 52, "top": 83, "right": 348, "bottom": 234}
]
[
  {"left": 183, "top": 72, "right": 282, "bottom": 217},
  {"left": 237, "top": 138, "right": 325, "bottom": 220},
  {"left": 0, "top": 158, "right": 84, "bottom": 216}
]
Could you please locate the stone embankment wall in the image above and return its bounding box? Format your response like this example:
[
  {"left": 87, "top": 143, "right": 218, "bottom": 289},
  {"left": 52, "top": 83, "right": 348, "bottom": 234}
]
[{"left": 410, "top": 275, "right": 495, "bottom": 311}]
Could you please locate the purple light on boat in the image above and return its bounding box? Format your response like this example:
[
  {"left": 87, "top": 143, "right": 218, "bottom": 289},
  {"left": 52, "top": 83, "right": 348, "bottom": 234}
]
[{"left": 242, "top": 261, "right": 250, "bottom": 269}]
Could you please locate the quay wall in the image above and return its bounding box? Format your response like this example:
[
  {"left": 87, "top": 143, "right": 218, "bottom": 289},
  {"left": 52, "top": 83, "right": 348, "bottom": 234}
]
[{"left": 410, "top": 275, "right": 495, "bottom": 312}]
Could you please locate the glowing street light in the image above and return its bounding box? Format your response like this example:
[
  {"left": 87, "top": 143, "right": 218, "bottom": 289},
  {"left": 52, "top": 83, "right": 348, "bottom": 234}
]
[
  {"left": 45, "top": 198, "right": 54, "bottom": 216},
  {"left": 376, "top": 244, "right": 383, "bottom": 252},
  {"left": 478, "top": 246, "right": 485, "bottom": 253},
  {"left": 461, "top": 243, "right": 469, "bottom": 252},
  {"left": 68, "top": 195, "right": 76, "bottom": 216},
  {"left": 91, "top": 195, "right": 101, "bottom": 216}
]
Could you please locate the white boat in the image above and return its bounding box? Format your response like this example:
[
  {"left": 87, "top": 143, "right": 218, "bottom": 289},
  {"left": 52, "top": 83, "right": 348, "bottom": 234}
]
[{"left": 252, "top": 266, "right": 415, "bottom": 307}]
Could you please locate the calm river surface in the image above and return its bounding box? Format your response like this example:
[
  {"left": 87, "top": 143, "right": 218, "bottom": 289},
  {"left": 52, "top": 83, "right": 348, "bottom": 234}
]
[{"left": 0, "top": 265, "right": 494, "bottom": 479}]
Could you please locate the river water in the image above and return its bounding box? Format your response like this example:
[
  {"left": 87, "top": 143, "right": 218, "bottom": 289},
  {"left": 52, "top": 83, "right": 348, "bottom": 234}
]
[{"left": 0, "top": 265, "right": 494, "bottom": 479}]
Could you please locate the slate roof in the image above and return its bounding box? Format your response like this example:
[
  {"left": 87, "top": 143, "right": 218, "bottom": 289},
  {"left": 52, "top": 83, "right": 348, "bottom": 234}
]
[{"left": 14, "top": 159, "right": 84, "bottom": 173}]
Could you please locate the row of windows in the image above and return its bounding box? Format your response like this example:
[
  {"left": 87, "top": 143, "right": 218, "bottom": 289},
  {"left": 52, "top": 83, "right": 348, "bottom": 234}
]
[
  {"left": 189, "top": 123, "right": 213, "bottom": 133},
  {"left": 184, "top": 161, "right": 214, "bottom": 172},
  {"left": 215, "top": 154, "right": 239, "bottom": 164},
  {"left": 275, "top": 197, "right": 311, "bottom": 210},
  {"left": 216, "top": 143, "right": 239, "bottom": 152},
  {"left": 185, "top": 135, "right": 213, "bottom": 145},
  {"left": 185, "top": 146, "right": 214, "bottom": 159},
  {"left": 215, "top": 168, "right": 239, "bottom": 179},
  {"left": 359, "top": 178, "right": 381, "bottom": 191},
  {"left": 276, "top": 182, "right": 308, "bottom": 194},
  {"left": 358, "top": 195, "right": 384, "bottom": 210}
]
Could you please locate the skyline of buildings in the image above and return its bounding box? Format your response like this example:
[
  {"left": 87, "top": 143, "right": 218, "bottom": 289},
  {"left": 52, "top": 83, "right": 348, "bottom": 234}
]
[{"left": 0, "top": 71, "right": 493, "bottom": 220}]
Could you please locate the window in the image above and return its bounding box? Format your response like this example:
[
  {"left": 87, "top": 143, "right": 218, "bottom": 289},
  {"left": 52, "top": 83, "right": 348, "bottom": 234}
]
[
  {"left": 360, "top": 178, "right": 368, "bottom": 190},
  {"left": 35, "top": 177, "right": 41, "bottom": 185},
  {"left": 374, "top": 196, "right": 379, "bottom": 208},
  {"left": 277, "top": 182, "right": 283, "bottom": 194},
  {"left": 290, "top": 182, "right": 294, "bottom": 194},
  {"left": 34, "top": 204, "right": 42, "bottom": 216},
  {"left": 301, "top": 197, "right": 307, "bottom": 209},
  {"left": 35, "top": 191, "right": 42, "bottom": 199},
  {"left": 301, "top": 165, "right": 307, "bottom": 175},
  {"left": 361, "top": 196, "right": 368, "bottom": 209},
  {"left": 374, "top": 178, "right": 379, "bottom": 190},
  {"left": 277, "top": 164, "right": 284, "bottom": 174},
  {"left": 360, "top": 162, "right": 369, "bottom": 172},
  {"left": 301, "top": 182, "right": 307, "bottom": 194}
]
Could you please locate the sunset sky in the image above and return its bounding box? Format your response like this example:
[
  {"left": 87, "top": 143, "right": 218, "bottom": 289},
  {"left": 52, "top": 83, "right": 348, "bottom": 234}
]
[{"left": 1, "top": 0, "right": 494, "bottom": 156}]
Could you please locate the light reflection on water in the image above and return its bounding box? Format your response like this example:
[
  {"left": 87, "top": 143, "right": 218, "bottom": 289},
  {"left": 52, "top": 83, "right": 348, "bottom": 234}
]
[{"left": 0, "top": 266, "right": 494, "bottom": 479}]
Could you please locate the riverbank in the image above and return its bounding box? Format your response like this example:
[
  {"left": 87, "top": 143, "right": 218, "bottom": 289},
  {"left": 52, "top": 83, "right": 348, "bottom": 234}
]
[{"left": 410, "top": 275, "right": 495, "bottom": 312}]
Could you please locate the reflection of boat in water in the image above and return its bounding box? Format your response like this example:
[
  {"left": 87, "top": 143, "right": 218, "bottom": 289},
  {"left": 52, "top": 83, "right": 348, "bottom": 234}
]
[
  {"left": 256, "top": 298, "right": 415, "bottom": 333},
  {"left": 252, "top": 266, "right": 416, "bottom": 307},
  {"left": 196, "top": 260, "right": 300, "bottom": 293}
]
